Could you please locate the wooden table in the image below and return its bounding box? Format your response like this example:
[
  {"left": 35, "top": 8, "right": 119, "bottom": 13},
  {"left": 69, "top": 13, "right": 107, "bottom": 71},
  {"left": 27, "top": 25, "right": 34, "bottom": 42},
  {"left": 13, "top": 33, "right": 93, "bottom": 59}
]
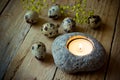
[{"left": 0, "top": 0, "right": 120, "bottom": 80}]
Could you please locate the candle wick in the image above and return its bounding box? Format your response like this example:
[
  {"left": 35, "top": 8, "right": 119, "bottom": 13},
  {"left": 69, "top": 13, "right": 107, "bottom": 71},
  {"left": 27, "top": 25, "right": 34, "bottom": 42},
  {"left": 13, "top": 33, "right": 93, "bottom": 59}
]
[{"left": 79, "top": 48, "right": 82, "bottom": 52}]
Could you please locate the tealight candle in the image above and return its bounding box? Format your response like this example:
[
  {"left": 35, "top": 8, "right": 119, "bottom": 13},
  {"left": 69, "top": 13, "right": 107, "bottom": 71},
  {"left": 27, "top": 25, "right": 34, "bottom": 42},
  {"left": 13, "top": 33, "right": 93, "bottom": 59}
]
[
  {"left": 52, "top": 32, "right": 106, "bottom": 73},
  {"left": 67, "top": 38, "right": 93, "bottom": 56}
]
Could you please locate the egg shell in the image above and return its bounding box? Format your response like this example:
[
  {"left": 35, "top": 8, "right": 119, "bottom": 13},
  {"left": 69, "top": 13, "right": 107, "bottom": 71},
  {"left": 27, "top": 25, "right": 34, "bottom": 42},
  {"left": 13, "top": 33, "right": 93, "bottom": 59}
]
[
  {"left": 41, "top": 23, "right": 59, "bottom": 37},
  {"left": 88, "top": 15, "right": 101, "bottom": 29},
  {"left": 31, "top": 42, "right": 46, "bottom": 60},
  {"left": 24, "top": 11, "right": 39, "bottom": 24},
  {"left": 48, "top": 4, "right": 61, "bottom": 19},
  {"left": 60, "top": 17, "right": 76, "bottom": 33}
]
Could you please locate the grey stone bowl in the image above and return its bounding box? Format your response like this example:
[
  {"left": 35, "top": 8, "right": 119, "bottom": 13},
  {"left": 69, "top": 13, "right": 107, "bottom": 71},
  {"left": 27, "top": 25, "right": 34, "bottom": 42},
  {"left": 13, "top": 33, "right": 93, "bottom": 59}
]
[{"left": 52, "top": 32, "right": 106, "bottom": 73}]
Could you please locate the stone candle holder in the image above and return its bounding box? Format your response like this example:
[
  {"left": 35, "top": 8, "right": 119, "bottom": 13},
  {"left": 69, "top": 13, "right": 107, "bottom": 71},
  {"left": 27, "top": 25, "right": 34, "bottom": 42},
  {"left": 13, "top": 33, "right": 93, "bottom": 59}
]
[{"left": 52, "top": 32, "right": 106, "bottom": 73}]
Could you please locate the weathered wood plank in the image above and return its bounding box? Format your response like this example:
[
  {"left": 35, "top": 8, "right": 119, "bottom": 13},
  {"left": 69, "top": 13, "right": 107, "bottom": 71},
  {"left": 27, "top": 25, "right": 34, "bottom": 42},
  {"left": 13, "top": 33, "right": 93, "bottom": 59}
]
[
  {"left": 53, "top": 0, "right": 120, "bottom": 80},
  {"left": 106, "top": 5, "right": 120, "bottom": 80},
  {"left": 4, "top": 0, "right": 120, "bottom": 80},
  {"left": 4, "top": 19, "right": 57, "bottom": 80},
  {"left": 3, "top": 1, "right": 66, "bottom": 79},
  {"left": 4, "top": 1, "right": 65, "bottom": 79},
  {"left": 0, "top": 0, "right": 30, "bottom": 79},
  {"left": 0, "top": 0, "right": 10, "bottom": 14}
]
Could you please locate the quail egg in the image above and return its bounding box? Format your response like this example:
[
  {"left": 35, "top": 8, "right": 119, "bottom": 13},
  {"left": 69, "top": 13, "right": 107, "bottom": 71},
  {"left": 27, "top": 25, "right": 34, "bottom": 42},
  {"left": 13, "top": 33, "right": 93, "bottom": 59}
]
[
  {"left": 31, "top": 42, "right": 46, "bottom": 60},
  {"left": 24, "top": 10, "right": 39, "bottom": 24},
  {"left": 41, "top": 23, "right": 59, "bottom": 37},
  {"left": 88, "top": 15, "right": 101, "bottom": 29},
  {"left": 60, "top": 17, "right": 76, "bottom": 33},
  {"left": 48, "top": 4, "right": 61, "bottom": 19}
]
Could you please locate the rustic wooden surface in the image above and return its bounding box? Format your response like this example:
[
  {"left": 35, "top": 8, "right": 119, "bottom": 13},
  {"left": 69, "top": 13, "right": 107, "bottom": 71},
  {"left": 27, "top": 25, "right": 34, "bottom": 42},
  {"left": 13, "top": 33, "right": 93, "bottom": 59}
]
[
  {"left": 0, "top": 0, "right": 30, "bottom": 79},
  {"left": 106, "top": 5, "right": 120, "bottom": 80},
  {"left": 54, "top": 0, "right": 120, "bottom": 80},
  {"left": 0, "top": 0, "right": 10, "bottom": 14},
  {"left": 0, "top": 0, "right": 120, "bottom": 80}
]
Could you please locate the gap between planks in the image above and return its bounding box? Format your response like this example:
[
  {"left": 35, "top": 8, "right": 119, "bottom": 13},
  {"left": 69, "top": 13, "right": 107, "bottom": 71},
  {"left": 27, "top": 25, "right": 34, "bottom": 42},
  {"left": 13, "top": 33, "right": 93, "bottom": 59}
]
[
  {"left": 104, "top": 3, "right": 120, "bottom": 80},
  {"left": 53, "top": 0, "right": 120, "bottom": 80},
  {"left": 104, "top": 1, "right": 120, "bottom": 80},
  {"left": 3, "top": 0, "right": 120, "bottom": 80},
  {"left": 0, "top": 0, "right": 11, "bottom": 15},
  {"left": 0, "top": 0, "right": 32, "bottom": 79}
]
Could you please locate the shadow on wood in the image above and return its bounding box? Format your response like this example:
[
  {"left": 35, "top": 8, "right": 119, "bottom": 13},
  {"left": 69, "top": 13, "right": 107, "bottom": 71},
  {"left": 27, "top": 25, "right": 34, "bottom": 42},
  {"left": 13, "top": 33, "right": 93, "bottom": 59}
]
[{"left": 41, "top": 53, "right": 54, "bottom": 65}]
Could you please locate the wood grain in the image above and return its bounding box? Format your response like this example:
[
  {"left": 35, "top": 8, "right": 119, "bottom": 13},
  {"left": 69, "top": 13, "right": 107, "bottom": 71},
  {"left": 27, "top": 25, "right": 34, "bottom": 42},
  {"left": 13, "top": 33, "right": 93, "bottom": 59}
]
[
  {"left": 3, "top": 1, "right": 67, "bottom": 79},
  {"left": 106, "top": 5, "right": 120, "bottom": 80},
  {"left": 54, "top": 0, "right": 120, "bottom": 80},
  {"left": 0, "top": 0, "right": 10, "bottom": 14},
  {"left": 3, "top": 0, "right": 120, "bottom": 80},
  {"left": 0, "top": 0, "right": 30, "bottom": 79},
  {"left": 4, "top": 19, "right": 57, "bottom": 80}
]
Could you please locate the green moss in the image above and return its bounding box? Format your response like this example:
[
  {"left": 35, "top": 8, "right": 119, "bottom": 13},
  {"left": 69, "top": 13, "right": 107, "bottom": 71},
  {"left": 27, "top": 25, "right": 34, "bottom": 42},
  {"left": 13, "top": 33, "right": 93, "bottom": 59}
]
[
  {"left": 52, "top": 0, "right": 55, "bottom": 3},
  {"left": 21, "top": 0, "right": 94, "bottom": 24}
]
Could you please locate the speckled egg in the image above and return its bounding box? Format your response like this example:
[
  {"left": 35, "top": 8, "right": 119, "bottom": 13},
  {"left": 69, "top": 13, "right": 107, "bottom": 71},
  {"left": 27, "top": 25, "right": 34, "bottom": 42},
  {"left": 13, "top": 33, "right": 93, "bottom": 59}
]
[
  {"left": 60, "top": 17, "right": 76, "bottom": 33},
  {"left": 41, "top": 23, "right": 59, "bottom": 37},
  {"left": 31, "top": 42, "right": 46, "bottom": 60},
  {"left": 24, "top": 10, "right": 39, "bottom": 24},
  {"left": 48, "top": 4, "right": 61, "bottom": 19},
  {"left": 88, "top": 15, "right": 101, "bottom": 29}
]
